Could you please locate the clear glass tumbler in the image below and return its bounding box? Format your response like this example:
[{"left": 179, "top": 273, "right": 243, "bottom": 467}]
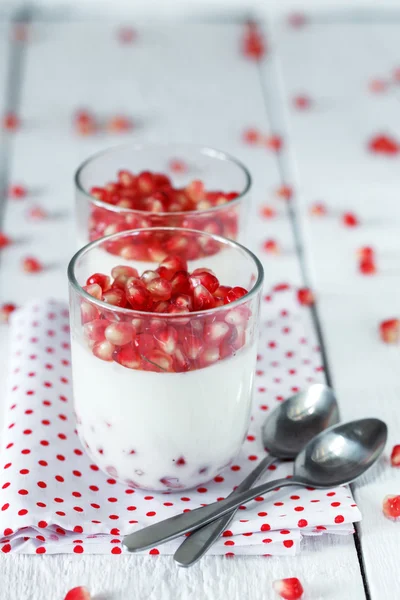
[
  {"left": 68, "top": 228, "right": 263, "bottom": 491},
  {"left": 75, "top": 143, "right": 251, "bottom": 252}
]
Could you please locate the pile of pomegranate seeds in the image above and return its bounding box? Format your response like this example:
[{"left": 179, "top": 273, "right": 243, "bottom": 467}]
[
  {"left": 64, "top": 587, "right": 90, "bottom": 600},
  {"left": 357, "top": 246, "right": 376, "bottom": 275},
  {"left": 272, "top": 577, "right": 304, "bottom": 599},
  {"left": 0, "top": 303, "right": 17, "bottom": 324},
  {"left": 87, "top": 170, "right": 239, "bottom": 252},
  {"left": 383, "top": 495, "right": 400, "bottom": 520},
  {"left": 390, "top": 445, "right": 400, "bottom": 466},
  {"left": 81, "top": 256, "right": 250, "bottom": 373},
  {"left": 379, "top": 319, "right": 400, "bottom": 344}
]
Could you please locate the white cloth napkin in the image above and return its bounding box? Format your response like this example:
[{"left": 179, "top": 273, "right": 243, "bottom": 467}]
[{"left": 0, "top": 290, "right": 361, "bottom": 556}]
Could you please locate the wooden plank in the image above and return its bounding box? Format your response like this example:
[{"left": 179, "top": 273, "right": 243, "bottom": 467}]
[
  {"left": 269, "top": 20, "right": 400, "bottom": 600},
  {"left": 0, "top": 20, "right": 365, "bottom": 600}
]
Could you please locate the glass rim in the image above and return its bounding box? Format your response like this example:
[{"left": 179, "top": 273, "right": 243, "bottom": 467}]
[
  {"left": 74, "top": 141, "right": 252, "bottom": 218},
  {"left": 67, "top": 226, "right": 264, "bottom": 319}
]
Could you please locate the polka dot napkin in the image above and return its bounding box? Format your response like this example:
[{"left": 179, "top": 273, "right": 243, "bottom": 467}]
[{"left": 0, "top": 290, "right": 361, "bottom": 556}]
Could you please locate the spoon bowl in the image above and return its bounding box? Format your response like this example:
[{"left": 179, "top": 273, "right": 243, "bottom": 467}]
[{"left": 294, "top": 417, "right": 387, "bottom": 487}]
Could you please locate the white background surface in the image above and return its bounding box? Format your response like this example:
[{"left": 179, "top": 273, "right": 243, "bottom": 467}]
[{"left": 0, "top": 6, "right": 400, "bottom": 600}]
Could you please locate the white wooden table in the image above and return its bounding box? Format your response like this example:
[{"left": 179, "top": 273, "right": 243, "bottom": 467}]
[{"left": 0, "top": 9, "right": 399, "bottom": 600}]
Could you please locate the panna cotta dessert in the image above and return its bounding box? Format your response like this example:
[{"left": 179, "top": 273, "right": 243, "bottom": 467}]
[
  {"left": 75, "top": 142, "right": 251, "bottom": 252},
  {"left": 68, "top": 228, "right": 263, "bottom": 491}
]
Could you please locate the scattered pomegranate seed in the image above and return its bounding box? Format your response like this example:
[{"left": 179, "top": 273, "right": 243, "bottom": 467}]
[
  {"left": 276, "top": 185, "right": 293, "bottom": 201},
  {"left": 287, "top": 13, "right": 307, "bottom": 28},
  {"left": 359, "top": 258, "right": 377, "bottom": 275},
  {"left": 27, "top": 205, "right": 48, "bottom": 220},
  {"left": 0, "top": 233, "right": 11, "bottom": 249},
  {"left": 107, "top": 115, "right": 133, "bottom": 133},
  {"left": 242, "top": 128, "right": 261, "bottom": 145},
  {"left": 117, "top": 26, "right": 136, "bottom": 44},
  {"left": 9, "top": 184, "right": 27, "bottom": 199},
  {"left": 297, "top": 288, "right": 315, "bottom": 306},
  {"left": 293, "top": 95, "right": 312, "bottom": 109},
  {"left": 390, "top": 445, "right": 400, "bottom": 467},
  {"left": 241, "top": 22, "right": 266, "bottom": 61},
  {"left": 260, "top": 205, "right": 276, "bottom": 219},
  {"left": 263, "top": 239, "right": 280, "bottom": 254},
  {"left": 369, "top": 79, "right": 387, "bottom": 93},
  {"left": 357, "top": 246, "right": 374, "bottom": 261},
  {"left": 3, "top": 112, "right": 20, "bottom": 131},
  {"left": 309, "top": 202, "right": 327, "bottom": 216},
  {"left": 368, "top": 134, "right": 399, "bottom": 155},
  {"left": 169, "top": 159, "right": 188, "bottom": 173},
  {"left": 64, "top": 586, "right": 91, "bottom": 600},
  {"left": 379, "top": 319, "right": 400, "bottom": 344},
  {"left": 383, "top": 495, "right": 400, "bottom": 520},
  {"left": 22, "top": 257, "right": 43, "bottom": 273},
  {"left": 73, "top": 109, "right": 97, "bottom": 136},
  {"left": 273, "top": 578, "right": 304, "bottom": 600},
  {"left": 265, "top": 135, "right": 283, "bottom": 152},
  {"left": 342, "top": 212, "right": 359, "bottom": 227},
  {"left": 0, "top": 303, "right": 17, "bottom": 324}
]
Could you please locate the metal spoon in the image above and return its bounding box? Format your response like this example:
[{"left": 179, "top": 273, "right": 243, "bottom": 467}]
[
  {"left": 123, "top": 417, "right": 387, "bottom": 553},
  {"left": 174, "top": 383, "right": 339, "bottom": 567}
]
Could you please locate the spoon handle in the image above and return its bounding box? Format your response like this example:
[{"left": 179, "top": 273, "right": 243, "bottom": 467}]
[
  {"left": 123, "top": 476, "right": 299, "bottom": 553},
  {"left": 173, "top": 454, "right": 275, "bottom": 567}
]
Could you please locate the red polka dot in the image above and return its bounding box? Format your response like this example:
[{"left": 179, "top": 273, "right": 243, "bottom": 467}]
[
  {"left": 327, "top": 491, "right": 336, "bottom": 496},
  {"left": 37, "top": 502, "right": 46, "bottom": 508},
  {"left": 2, "top": 483, "right": 10, "bottom": 489},
  {"left": 335, "top": 515, "right": 345, "bottom": 524},
  {"left": 290, "top": 495, "right": 300, "bottom": 500},
  {"left": 3, "top": 528, "right": 13, "bottom": 536},
  {"left": 149, "top": 548, "right": 159, "bottom": 555},
  {"left": 294, "top": 506, "right": 304, "bottom": 512},
  {"left": 261, "top": 524, "right": 270, "bottom": 531},
  {"left": 214, "top": 476, "right": 224, "bottom": 482},
  {"left": 23, "top": 429, "right": 32, "bottom": 435},
  {"left": 18, "top": 489, "right": 28, "bottom": 495},
  {"left": 21, "top": 449, "right": 30, "bottom": 455},
  {"left": 55, "top": 475, "right": 64, "bottom": 482},
  {"left": 231, "top": 465, "right": 240, "bottom": 471},
  {"left": 41, "top": 419, "right": 50, "bottom": 426},
  {"left": 163, "top": 502, "right": 173, "bottom": 507},
  {"left": 20, "top": 469, "right": 29, "bottom": 475},
  {"left": 73, "top": 545, "right": 84, "bottom": 554},
  {"left": 38, "top": 460, "right": 48, "bottom": 467},
  {"left": 2, "top": 544, "right": 11, "bottom": 553},
  {"left": 274, "top": 502, "right": 283, "bottom": 506},
  {"left": 280, "top": 530, "right": 290, "bottom": 535},
  {"left": 331, "top": 502, "right": 341, "bottom": 507},
  {"left": 38, "top": 521, "right": 48, "bottom": 528},
  {"left": 54, "top": 498, "right": 64, "bottom": 503},
  {"left": 283, "top": 540, "right": 294, "bottom": 548},
  {"left": 298, "top": 519, "right": 308, "bottom": 528},
  {"left": 111, "top": 547, "right": 122, "bottom": 554},
  {"left": 18, "top": 509, "right": 28, "bottom": 516},
  {"left": 55, "top": 511, "right": 65, "bottom": 516},
  {"left": 197, "top": 487, "right": 207, "bottom": 493},
  {"left": 262, "top": 538, "right": 272, "bottom": 544},
  {"left": 40, "top": 440, "right": 49, "bottom": 447},
  {"left": 109, "top": 515, "right": 119, "bottom": 520},
  {"left": 224, "top": 540, "right": 235, "bottom": 546},
  {"left": 181, "top": 497, "right": 190, "bottom": 502},
  {"left": 37, "top": 481, "right": 47, "bottom": 489},
  {"left": 248, "top": 455, "right": 258, "bottom": 461},
  {"left": 74, "top": 526, "right": 83, "bottom": 533},
  {"left": 146, "top": 511, "right": 156, "bottom": 517},
  {"left": 258, "top": 511, "right": 268, "bottom": 517},
  {"left": 73, "top": 506, "right": 83, "bottom": 513},
  {"left": 72, "top": 470, "right": 81, "bottom": 477},
  {"left": 89, "top": 485, "right": 99, "bottom": 492},
  {"left": 107, "top": 478, "right": 116, "bottom": 484},
  {"left": 36, "top": 546, "right": 46, "bottom": 554},
  {"left": 222, "top": 530, "right": 233, "bottom": 537}
]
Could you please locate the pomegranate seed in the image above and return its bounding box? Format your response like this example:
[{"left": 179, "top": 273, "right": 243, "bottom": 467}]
[
  {"left": 80, "top": 302, "right": 99, "bottom": 324},
  {"left": 169, "top": 159, "right": 187, "bottom": 173},
  {"left": 342, "top": 212, "right": 359, "bottom": 227},
  {"left": 27, "top": 205, "right": 48, "bottom": 220},
  {"left": 102, "top": 288, "right": 127, "bottom": 307},
  {"left": 107, "top": 115, "right": 133, "bottom": 133},
  {"left": 368, "top": 134, "right": 399, "bottom": 155},
  {"left": 173, "top": 294, "right": 193, "bottom": 311},
  {"left": 117, "top": 26, "right": 136, "bottom": 44},
  {"left": 147, "top": 277, "right": 172, "bottom": 301},
  {"left": 214, "top": 286, "right": 232, "bottom": 300},
  {"left": 309, "top": 202, "right": 327, "bottom": 216},
  {"left": 22, "top": 257, "right": 43, "bottom": 273},
  {"left": 9, "top": 184, "right": 27, "bottom": 199},
  {"left": 134, "top": 333, "right": 156, "bottom": 355},
  {"left": 193, "top": 285, "right": 215, "bottom": 310},
  {"left": 86, "top": 273, "right": 111, "bottom": 292},
  {"left": 225, "top": 287, "right": 248, "bottom": 304},
  {"left": 126, "top": 280, "right": 152, "bottom": 310},
  {"left": 114, "top": 344, "right": 141, "bottom": 369},
  {"left": 0, "top": 233, "right": 11, "bottom": 249},
  {"left": 83, "top": 284, "right": 102, "bottom": 300},
  {"left": 93, "top": 340, "right": 115, "bottom": 361},
  {"left": 158, "top": 255, "right": 188, "bottom": 280},
  {"left": 171, "top": 271, "right": 191, "bottom": 295},
  {"left": 260, "top": 205, "right": 276, "bottom": 219},
  {"left": 185, "top": 180, "right": 204, "bottom": 202},
  {"left": 390, "top": 445, "right": 400, "bottom": 467},
  {"left": 112, "top": 265, "right": 139, "bottom": 279},
  {"left": 276, "top": 185, "right": 293, "bottom": 201},
  {"left": 147, "top": 243, "right": 168, "bottom": 263},
  {"left": 137, "top": 171, "right": 154, "bottom": 195},
  {"left": 297, "top": 288, "right": 315, "bottom": 306},
  {"left": 0, "top": 303, "right": 17, "bottom": 324},
  {"left": 141, "top": 270, "right": 160, "bottom": 286},
  {"left": 357, "top": 246, "right": 374, "bottom": 260},
  {"left": 263, "top": 239, "right": 280, "bottom": 254},
  {"left": 154, "top": 326, "right": 178, "bottom": 354},
  {"left": 272, "top": 577, "right": 304, "bottom": 599},
  {"left": 3, "top": 112, "right": 20, "bottom": 131},
  {"left": 225, "top": 307, "right": 250, "bottom": 326},
  {"left": 145, "top": 349, "right": 173, "bottom": 372},
  {"left": 293, "top": 95, "right": 312, "bottom": 109},
  {"left": 74, "top": 109, "right": 97, "bottom": 136},
  {"left": 383, "top": 495, "right": 400, "bottom": 520},
  {"left": 173, "top": 346, "right": 191, "bottom": 372},
  {"left": 369, "top": 79, "right": 387, "bottom": 93},
  {"left": 200, "top": 346, "right": 220, "bottom": 367},
  {"left": 153, "top": 301, "right": 170, "bottom": 313},
  {"left": 379, "top": 319, "right": 400, "bottom": 343},
  {"left": 105, "top": 323, "right": 134, "bottom": 346},
  {"left": 242, "top": 128, "right": 261, "bottom": 144},
  {"left": 265, "top": 135, "right": 283, "bottom": 152},
  {"left": 189, "top": 271, "right": 219, "bottom": 294},
  {"left": 359, "top": 258, "right": 377, "bottom": 275},
  {"left": 242, "top": 23, "right": 266, "bottom": 61},
  {"left": 64, "top": 587, "right": 91, "bottom": 600},
  {"left": 84, "top": 320, "right": 108, "bottom": 342},
  {"left": 183, "top": 334, "right": 203, "bottom": 360},
  {"left": 204, "top": 322, "right": 230, "bottom": 344}
]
